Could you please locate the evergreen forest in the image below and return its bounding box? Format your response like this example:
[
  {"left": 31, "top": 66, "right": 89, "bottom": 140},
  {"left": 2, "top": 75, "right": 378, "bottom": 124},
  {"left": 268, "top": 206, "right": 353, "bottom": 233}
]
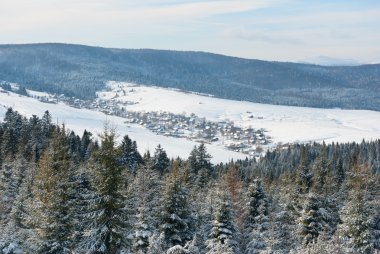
[{"left": 0, "top": 108, "right": 379, "bottom": 254}]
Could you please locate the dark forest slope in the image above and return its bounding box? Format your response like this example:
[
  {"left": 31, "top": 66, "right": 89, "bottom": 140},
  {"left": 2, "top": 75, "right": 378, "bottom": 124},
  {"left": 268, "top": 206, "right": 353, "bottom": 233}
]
[{"left": 0, "top": 43, "right": 379, "bottom": 110}]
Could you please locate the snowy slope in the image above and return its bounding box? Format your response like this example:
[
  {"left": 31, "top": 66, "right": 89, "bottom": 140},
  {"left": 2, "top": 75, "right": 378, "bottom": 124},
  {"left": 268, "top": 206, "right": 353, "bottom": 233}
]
[
  {"left": 0, "top": 89, "right": 246, "bottom": 163},
  {"left": 98, "top": 82, "right": 380, "bottom": 145}
]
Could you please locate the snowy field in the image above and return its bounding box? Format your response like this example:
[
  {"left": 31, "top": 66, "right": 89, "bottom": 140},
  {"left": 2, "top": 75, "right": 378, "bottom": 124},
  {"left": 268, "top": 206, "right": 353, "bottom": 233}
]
[
  {"left": 0, "top": 89, "right": 246, "bottom": 163},
  {"left": 99, "top": 81, "right": 380, "bottom": 145},
  {"left": 1, "top": 82, "right": 380, "bottom": 162}
]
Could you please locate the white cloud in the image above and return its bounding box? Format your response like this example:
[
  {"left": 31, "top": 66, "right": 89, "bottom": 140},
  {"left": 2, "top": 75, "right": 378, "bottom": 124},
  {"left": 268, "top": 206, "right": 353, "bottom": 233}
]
[
  {"left": 0, "top": 0, "right": 276, "bottom": 31},
  {"left": 0, "top": 0, "right": 379, "bottom": 62}
]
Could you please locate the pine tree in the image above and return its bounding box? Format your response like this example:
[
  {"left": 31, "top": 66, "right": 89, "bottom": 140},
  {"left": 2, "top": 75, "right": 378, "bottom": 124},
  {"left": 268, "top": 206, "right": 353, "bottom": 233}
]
[
  {"left": 340, "top": 190, "right": 374, "bottom": 253},
  {"left": 206, "top": 186, "right": 241, "bottom": 254},
  {"left": 313, "top": 146, "right": 329, "bottom": 194},
  {"left": 0, "top": 162, "right": 14, "bottom": 218},
  {"left": 80, "top": 129, "right": 93, "bottom": 160},
  {"left": 119, "top": 135, "right": 143, "bottom": 173},
  {"left": 187, "top": 146, "right": 198, "bottom": 175},
  {"left": 244, "top": 179, "right": 270, "bottom": 254},
  {"left": 296, "top": 147, "right": 313, "bottom": 195},
  {"left": 197, "top": 143, "right": 212, "bottom": 171},
  {"left": 0, "top": 154, "right": 28, "bottom": 224},
  {"left": 159, "top": 168, "right": 191, "bottom": 249},
  {"left": 132, "top": 160, "right": 160, "bottom": 253},
  {"left": 3, "top": 159, "right": 38, "bottom": 252},
  {"left": 72, "top": 164, "right": 96, "bottom": 249},
  {"left": 32, "top": 126, "right": 74, "bottom": 253},
  {"left": 1, "top": 126, "right": 18, "bottom": 159},
  {"left": 187, "top": 143, "right": 213, "bottom": 188},
  {"left": 269, "top": 208, "right": 297, "bottom": 253},
  {"left": 81, "top": 126, "right": 130, "bottom": 253},
  {"left": 41, "top": 110, "right": 53, "bottom": 139},
  {"left": 298, "top": 194, "right": 325, "bottom": 245},
  {"left": 336, "top": 157, "right": 345, "bottom": 187},
  {"left": 153, "top": 144, "right": 170, "bottom": 174},
  {"left": 244, "top": 179, "right": 269, "bottom": 229},
  {"left": 7, "top": 158, "right": 30, "bottom": 227},
  {"left": 133, "top": 206, "right": 152, "bottom": 253},
  {"left": 340, "top": 163, "right": 377, "bottom": 253}
]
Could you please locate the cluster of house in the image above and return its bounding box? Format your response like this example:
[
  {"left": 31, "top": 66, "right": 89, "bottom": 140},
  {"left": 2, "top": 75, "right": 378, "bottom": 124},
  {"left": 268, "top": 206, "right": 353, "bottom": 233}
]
[
  {"left": 32, "top": 92, "right": 271, "bottom": 156},
  {"left": 121, "top": 111, "right": 271, "bottom": 155}
]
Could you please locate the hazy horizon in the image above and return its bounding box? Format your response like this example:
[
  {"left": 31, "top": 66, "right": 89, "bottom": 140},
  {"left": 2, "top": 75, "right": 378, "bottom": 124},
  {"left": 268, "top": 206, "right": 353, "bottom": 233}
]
[{"left": 2, "top": 41, "right": 378, "bottom": 66}]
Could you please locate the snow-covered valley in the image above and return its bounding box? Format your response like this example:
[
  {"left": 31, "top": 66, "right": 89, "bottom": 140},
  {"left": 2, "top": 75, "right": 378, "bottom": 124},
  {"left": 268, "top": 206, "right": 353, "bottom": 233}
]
[{"left": 1, "top": 81, "right": 380, "bottom": 162}]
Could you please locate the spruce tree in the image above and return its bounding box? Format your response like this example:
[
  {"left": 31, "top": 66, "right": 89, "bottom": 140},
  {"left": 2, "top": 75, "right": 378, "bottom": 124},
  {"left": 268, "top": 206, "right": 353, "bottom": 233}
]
[
  {"left": 244, "top": 179, "right": 270, "bottom": 254},
  {"left": 41, "top": 110, "right": 52, "bottom": 136},
  {"left": 197, "top": 143, "right": 212, "bottom": 171},
  {"left": 132, "top": 160, "right": 160, "bottom": 253},
  {"left": 340, "top": 163, "right": 377, "bottom": 253},
  {"left": 298, "top": 194, "right": 325, "bottom": 245},
  {"left": 153, "top": 144, "right": 170, "bottom": 174},
  {"left": 206, "top": 186, "right": 241, "bottom": 254},
  {"left": 119, "top": 135, "right": 143, "bottom": 173},
  {"left": 1, "top": 127, "right": 18, "bottom": 159},
  {"left": 313, "top": 147, "right": 329, "bottom": 194},
  {"left": 32, "top": 126, "right": 74, "bottom": 253},
  {"left": 296, "top": 147, "right": 313, "bottom": 195},
  {"left": 159, "top": 168, "right": 191, "bottom": 249},
  {"left": 336, "top": 157, "right": 345, "bottom": 187},
  {"left": 0, "top": 154, "right": 28, "bottom": 224},
  {"left": 187, "top": 143, "right": 213, "bottom": 188},
  {"left": 80, "top": 129, "right": 93, "bottom": 160},
  {"left": 81, "top": 126, "right": 129, "bottom": 253}
]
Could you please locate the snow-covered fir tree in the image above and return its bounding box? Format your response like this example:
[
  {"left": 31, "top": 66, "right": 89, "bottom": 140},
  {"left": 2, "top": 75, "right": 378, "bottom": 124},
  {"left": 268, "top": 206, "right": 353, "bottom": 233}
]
[
  {"left": 131, "top": 160, "right": 161, "bottom": 253},
  {"left": 312, "top": 146, "right": 330, "bottom": 195},
  {"left": 153, "top": 144, "right": 170, "bottom": 174},
  {"left": 80, "top": 126, "right": 130, "bottom": 253},
  {"left": 340, "top": 163, "right": 378, "bottom": 253},
  {"left": 133, "top": 206, "right": 153, "bottom": 253},
  {"left": 206, "top": 185, "right": 241, "bottom": 254},
  {"left": 118, "top": 135, "right": 143, "bottom": 173},
  {"left": 296, "top": 147, "right": 313, "bottom": 196},
  {"left": 158, "top": 166, "right": 192, "bottom": 250},
  {"left": 187, "top": 143, "right": 213, "bottom": 188},
  {"left": 244, "top": 179, "right": 270, "bottom": 254},
  {"left": 297, "top": 193, "right": 332, "bottom": 246},
  {"left": 31, "top": 126, "right": 74, "bottom": 253}
]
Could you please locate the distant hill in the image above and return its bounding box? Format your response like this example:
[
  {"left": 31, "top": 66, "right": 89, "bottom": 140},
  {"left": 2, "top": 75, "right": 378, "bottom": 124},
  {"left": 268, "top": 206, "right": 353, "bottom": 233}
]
[{"left": 0, "top": 43, "right": 379, "bottom": 110}]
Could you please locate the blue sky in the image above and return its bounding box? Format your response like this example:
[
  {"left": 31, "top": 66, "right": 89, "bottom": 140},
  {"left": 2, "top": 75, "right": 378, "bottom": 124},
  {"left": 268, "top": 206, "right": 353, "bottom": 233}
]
[{"left": 1, "top": 0, "right": 379, "bottom": 62}]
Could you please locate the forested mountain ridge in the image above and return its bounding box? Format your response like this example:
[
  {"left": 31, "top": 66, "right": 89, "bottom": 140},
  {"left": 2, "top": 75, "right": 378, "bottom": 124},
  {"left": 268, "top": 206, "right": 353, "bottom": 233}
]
[
  {"left": 0, "top": 108, "right": 379, "bottom": 253},
  {"left": 1, "top": 43, "right": 380, "bottom": 110}
]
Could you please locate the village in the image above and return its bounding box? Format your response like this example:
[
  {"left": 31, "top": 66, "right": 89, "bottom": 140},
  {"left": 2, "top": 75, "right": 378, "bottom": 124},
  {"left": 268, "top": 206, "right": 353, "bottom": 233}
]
[
  {"left": 28, "top": 89, "right": 272, "bottom": 156},
  {"left": 122, "top": 111, "right": 271, "bottom": 155}
]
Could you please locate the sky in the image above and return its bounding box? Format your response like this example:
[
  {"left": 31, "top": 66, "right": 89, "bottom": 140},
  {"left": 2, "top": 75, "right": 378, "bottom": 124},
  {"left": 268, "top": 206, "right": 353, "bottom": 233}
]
[{"left": 1, "top": 0, "right": 380, "bottom": 63}]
